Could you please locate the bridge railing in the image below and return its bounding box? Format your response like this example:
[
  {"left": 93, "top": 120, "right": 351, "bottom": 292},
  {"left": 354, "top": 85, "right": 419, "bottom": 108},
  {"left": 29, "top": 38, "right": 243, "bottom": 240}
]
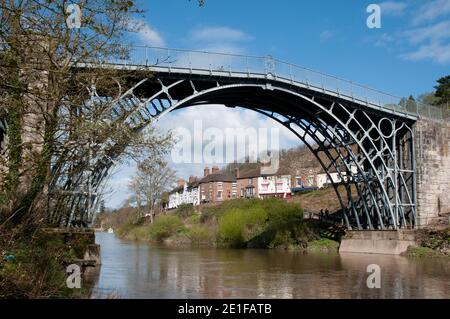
[{"left": 107, "top": 45, "right": 448, "bottom": 121}]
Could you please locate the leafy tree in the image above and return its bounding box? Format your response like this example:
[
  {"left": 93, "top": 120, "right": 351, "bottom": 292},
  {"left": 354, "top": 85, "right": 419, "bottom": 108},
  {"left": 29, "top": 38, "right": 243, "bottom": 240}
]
[
  {"left": 417, "top": 92, "right": 439, "bottom": 106},
  {"left": 434, "top": 75, "right": 450, "bottom": 109},
  {"left": 406, "top": 95, "right": 417, "bottom": 111}
]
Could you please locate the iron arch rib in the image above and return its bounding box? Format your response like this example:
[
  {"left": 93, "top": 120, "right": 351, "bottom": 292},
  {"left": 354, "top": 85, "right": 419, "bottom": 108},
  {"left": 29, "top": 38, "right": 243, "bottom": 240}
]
[{"left": 56, "top": 76, "right": 416, "bottom": 230}]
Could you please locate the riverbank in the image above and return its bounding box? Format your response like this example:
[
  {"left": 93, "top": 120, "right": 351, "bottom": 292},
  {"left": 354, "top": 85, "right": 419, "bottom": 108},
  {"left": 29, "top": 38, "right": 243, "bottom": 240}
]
[
  {"left": 403, "top": 228, "right": 450, "bottom": 258},
  {"left": 115, "top": 198, "right": 344, "bottom": 253},
  {"left": 0, "top": 226, "right": 96, "bottom": 298}
]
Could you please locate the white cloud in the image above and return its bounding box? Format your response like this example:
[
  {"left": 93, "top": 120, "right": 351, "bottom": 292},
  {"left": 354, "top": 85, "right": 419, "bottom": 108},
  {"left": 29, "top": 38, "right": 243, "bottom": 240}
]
[
  {"left": 412, "top": 0, "right": 450, "bottom": 25},
  {"left": 131, "top": 19, "right": 166, "bottom": 47},
  {"left": 190, "top": 26, "right": 251, "bottom": 43},
  {"left": 105, "top": 105, "right": 304, "bottom": 209},
  {"left": 401, "top": 42, "right": 450, "bottom": 64},
  {"left": 320, "top": 31, "right": 334, "bottom": 42},
  {"left": 157, "top": 105, "right": 301, "bottom": 176},
  {"left": 379, "top": 1, "right": 408, "bottom": 16},
  {"left": 375, "top": 33, "right": 395, "bottom": 47},
  {"left": 175, "top": 26, "right": 253, "bottom": 71},
  {"left": 400, "top": 21, "right": 450, "bottom": 64},
  {"left": 402, "top": 21, "right": 450, "bottom": 45}
]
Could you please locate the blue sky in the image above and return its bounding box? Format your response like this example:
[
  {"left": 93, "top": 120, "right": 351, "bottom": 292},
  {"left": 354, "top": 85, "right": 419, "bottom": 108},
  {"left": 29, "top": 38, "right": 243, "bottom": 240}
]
[{"left": 105, "top": 0, "right": 450, "bottom": 208}]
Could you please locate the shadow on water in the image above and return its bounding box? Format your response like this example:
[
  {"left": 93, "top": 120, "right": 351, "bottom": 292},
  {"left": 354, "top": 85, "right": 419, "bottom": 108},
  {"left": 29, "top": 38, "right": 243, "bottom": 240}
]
[{"left": 91, "top": 232, "right": 450, "bottom": 299}]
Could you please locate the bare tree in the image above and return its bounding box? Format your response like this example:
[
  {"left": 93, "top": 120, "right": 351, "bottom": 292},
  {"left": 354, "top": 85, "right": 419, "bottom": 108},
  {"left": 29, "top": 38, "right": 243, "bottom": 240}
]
[
  {"left": 128, "top": 159, "right": 176, "bottom": 223},
  {"left": 0, "top": 1, "right": 174, "bottom": 228}
]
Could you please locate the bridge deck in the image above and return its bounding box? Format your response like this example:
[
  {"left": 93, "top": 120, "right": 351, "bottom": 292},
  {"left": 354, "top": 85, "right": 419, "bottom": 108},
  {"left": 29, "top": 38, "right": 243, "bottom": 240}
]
[{"left": 76, "top": 45, "right": 447, "bottom": 121}]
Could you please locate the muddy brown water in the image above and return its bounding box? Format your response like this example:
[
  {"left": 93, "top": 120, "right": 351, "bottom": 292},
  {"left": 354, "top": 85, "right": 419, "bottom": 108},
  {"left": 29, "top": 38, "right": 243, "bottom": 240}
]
[{"left": 91, "top": 232, "right": 449, "bottom": 299}]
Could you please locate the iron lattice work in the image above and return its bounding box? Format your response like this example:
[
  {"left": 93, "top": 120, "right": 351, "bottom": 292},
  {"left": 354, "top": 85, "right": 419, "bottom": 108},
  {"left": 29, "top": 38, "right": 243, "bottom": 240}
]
[
  {"left": 50, "top": 66, "right": 417, "bottom": 230},
  {"left": 38, "top": 46, "right": 428, "bottom": 229}
]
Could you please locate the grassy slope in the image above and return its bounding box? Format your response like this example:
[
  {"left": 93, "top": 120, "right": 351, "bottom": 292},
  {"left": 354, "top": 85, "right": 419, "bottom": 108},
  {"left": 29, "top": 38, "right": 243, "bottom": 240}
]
[
  {"left": 290, "top": 187, "right": 341, "bottom": 213},
  {"left": 115, "top": 199, "right": 345, "bottom": 251}
]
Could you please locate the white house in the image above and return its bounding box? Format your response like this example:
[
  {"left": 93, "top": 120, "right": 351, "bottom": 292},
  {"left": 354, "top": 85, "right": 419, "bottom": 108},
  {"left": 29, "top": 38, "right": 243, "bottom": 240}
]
[
  {"left": 168, "top": 177, "right": 200, "bottom": 209},
  {"left": 314, "top": 165, "right": 358, "bottom": 188},
  {"left": 257, "top": 175, "right": 292, "bottom": 198}
]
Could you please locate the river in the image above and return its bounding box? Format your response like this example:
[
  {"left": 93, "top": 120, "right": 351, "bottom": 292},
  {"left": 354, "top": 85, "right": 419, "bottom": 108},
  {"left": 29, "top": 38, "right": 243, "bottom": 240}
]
[{"left": 91, "top": 232, "right": 449, "bottom": 299}]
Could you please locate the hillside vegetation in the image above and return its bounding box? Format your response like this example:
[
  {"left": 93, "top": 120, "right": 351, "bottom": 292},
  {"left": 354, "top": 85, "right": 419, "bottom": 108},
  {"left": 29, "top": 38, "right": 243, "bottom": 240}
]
[{"left": 114, "top": 198, "right": 345, "bottom": 251}]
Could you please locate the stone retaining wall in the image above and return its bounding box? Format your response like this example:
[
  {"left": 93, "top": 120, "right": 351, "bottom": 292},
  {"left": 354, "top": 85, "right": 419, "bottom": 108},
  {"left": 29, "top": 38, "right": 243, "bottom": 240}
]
[{"left": 414, "top": 118, "right": 450, "bottom": 227}]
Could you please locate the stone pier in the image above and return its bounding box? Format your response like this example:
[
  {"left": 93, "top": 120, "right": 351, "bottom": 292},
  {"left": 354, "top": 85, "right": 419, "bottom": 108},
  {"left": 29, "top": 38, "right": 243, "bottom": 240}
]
[
  {"left": 339, "top": 230, "right": 416, "bottom": 255},
  {"left": 414, "top": 118, "right": 450, "bottom": 227}
]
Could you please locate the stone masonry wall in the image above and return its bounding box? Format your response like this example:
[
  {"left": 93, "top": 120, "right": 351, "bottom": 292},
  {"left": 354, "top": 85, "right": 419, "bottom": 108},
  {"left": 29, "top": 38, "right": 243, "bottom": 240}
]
[{"left": 414, "top": 118, "right": 450, "bottom": 226}]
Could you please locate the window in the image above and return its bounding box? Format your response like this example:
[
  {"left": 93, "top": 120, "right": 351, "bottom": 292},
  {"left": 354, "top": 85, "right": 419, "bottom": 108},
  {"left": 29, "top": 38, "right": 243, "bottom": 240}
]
[
  {"left": 246, "top": 187, "right": 255, "bottom": 197},
  {"left": 217, "top": 191, "right": 223, "bottom": 200},
  {"left": 261, "top": 184, "right": 268, "bottom": 191},
  {"left": 248, "top": 178, "right": 252, "bottom": 185},
  {"left": 240, "top": 188, "right": 244, "bottom": 197}
]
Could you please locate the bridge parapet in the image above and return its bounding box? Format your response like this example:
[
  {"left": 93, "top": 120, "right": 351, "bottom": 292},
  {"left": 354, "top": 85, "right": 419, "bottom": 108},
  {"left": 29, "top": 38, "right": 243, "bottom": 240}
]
[{"left": 101, "top": 45, "right": 447, "bottom": 121}]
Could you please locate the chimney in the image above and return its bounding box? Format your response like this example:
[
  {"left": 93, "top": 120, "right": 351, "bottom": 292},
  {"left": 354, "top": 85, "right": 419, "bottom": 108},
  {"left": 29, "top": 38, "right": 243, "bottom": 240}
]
[
  {"left": 212, "top": 166, "right": 220, "bottom": 174},
  {"left": 234, "top": 167, "right": 240, "bottom": 179},
  {"left": 189, "top": 176, "right": 197, "bottom": 184},
  {"left": 204, "top": 167, "right": 210, "bottom": 177},
  {"left": 177, "top": 178, "right": 185, "bottom": 187}
]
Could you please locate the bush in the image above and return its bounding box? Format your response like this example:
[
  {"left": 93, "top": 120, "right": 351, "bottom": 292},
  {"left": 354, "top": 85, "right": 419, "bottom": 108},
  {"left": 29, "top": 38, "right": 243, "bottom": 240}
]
[
  {"left": 0, "top": 228, "right": 93, "bottom": 298},
  {"left": 116, "top": 220, "right": 135, "bottom": 237},
  {"left": 128, "top": 225, "right": 151, "bottom": 241},
  {"left": 262, "top": 197, "right": 303, "bottom": 226},
  {"left": 218, "top": 206, "right": 267, "bottom": 247},
  {"left": 175, "top": 204, "right": 195, "bottom": 219},
  {"left": 148, "top": 215, "right": 184, "bottom": 241},
  {"left": 269, "top": 229, "right": 296, "bottom": 249},
  {"left": 187, "top": 225, "right": 212, "bottom": 244},
  {"left": 186, "top": 214, "right": 200, "bottom": 225}
]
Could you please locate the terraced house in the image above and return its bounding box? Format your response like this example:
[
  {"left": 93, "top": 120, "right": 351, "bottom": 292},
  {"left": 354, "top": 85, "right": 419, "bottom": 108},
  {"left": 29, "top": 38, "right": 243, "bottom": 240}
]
[
  {"left": 198, "top": 166, "right": 237, "bottom": 204},
  {"left": 168, "top": 166, "right": 293, "bottom": 209},
  {"left": 234, "top": 167, "right": 292, "bottom": 199},
  {"left": 168, "top": 177, "right": 200, "bottom": 209}
]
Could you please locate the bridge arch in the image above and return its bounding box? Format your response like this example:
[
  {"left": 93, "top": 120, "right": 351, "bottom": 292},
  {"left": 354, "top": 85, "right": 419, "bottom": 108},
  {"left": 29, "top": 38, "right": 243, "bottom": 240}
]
[
  {"left": 56, "top": 72, "right": 414, "bottom": 230},
  {"left": 50, "top": 49, "right": 419, "bottom": 230}
]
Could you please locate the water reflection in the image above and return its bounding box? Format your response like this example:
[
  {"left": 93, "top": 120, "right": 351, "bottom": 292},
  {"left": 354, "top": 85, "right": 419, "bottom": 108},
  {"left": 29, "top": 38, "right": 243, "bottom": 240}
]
[{"left": 92, "top": 232, "right": 449, "bottom": 299}]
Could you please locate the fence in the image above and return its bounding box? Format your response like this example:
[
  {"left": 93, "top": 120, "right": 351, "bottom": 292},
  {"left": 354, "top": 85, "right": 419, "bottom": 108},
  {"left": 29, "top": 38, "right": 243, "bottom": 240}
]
[{"left": 108, "top": 45, "right": 448, "bottom": 121}]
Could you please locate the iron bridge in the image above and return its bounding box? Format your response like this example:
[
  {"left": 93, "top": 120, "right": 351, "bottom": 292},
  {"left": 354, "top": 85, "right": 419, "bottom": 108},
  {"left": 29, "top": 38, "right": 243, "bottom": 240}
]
[{"left": 60, "top": 46, "right": 447, "bottom": 230}]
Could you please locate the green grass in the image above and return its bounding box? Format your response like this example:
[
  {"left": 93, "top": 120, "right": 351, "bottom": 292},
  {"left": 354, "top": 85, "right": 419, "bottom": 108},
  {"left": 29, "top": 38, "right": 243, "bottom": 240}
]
[
  {"left": 404, "top": 246, "right": 446, "bottom": 258},
  {"left": 307, "top": 238, "right": 340, "bottom": 252}
]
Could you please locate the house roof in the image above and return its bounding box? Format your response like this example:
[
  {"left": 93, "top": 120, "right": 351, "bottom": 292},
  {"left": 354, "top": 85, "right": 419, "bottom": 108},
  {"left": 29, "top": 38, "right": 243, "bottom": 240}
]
[
  {"left": 168, "top": 185, "right": 184, "bottom": 195},
  {"left": 187, "top": 180, "right": 200, "bottom": 188},
  {"left": 236, "top": 167, "right": 286, "bottom": 179},
  {"left": 238, "top": 167, "right": 261, "bottom": 179},
  {"left": 199, "top": 171, "right": 236, "bottom": 183}
]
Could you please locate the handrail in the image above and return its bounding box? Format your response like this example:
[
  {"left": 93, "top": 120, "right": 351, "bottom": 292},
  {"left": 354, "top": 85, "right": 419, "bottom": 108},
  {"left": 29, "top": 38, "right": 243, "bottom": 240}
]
[
  {"left": 1, "top": 41, "right": 448, "bottom": 121},
  {"left": 106, "top": 45, "right": 448, "bottom": 121}
]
